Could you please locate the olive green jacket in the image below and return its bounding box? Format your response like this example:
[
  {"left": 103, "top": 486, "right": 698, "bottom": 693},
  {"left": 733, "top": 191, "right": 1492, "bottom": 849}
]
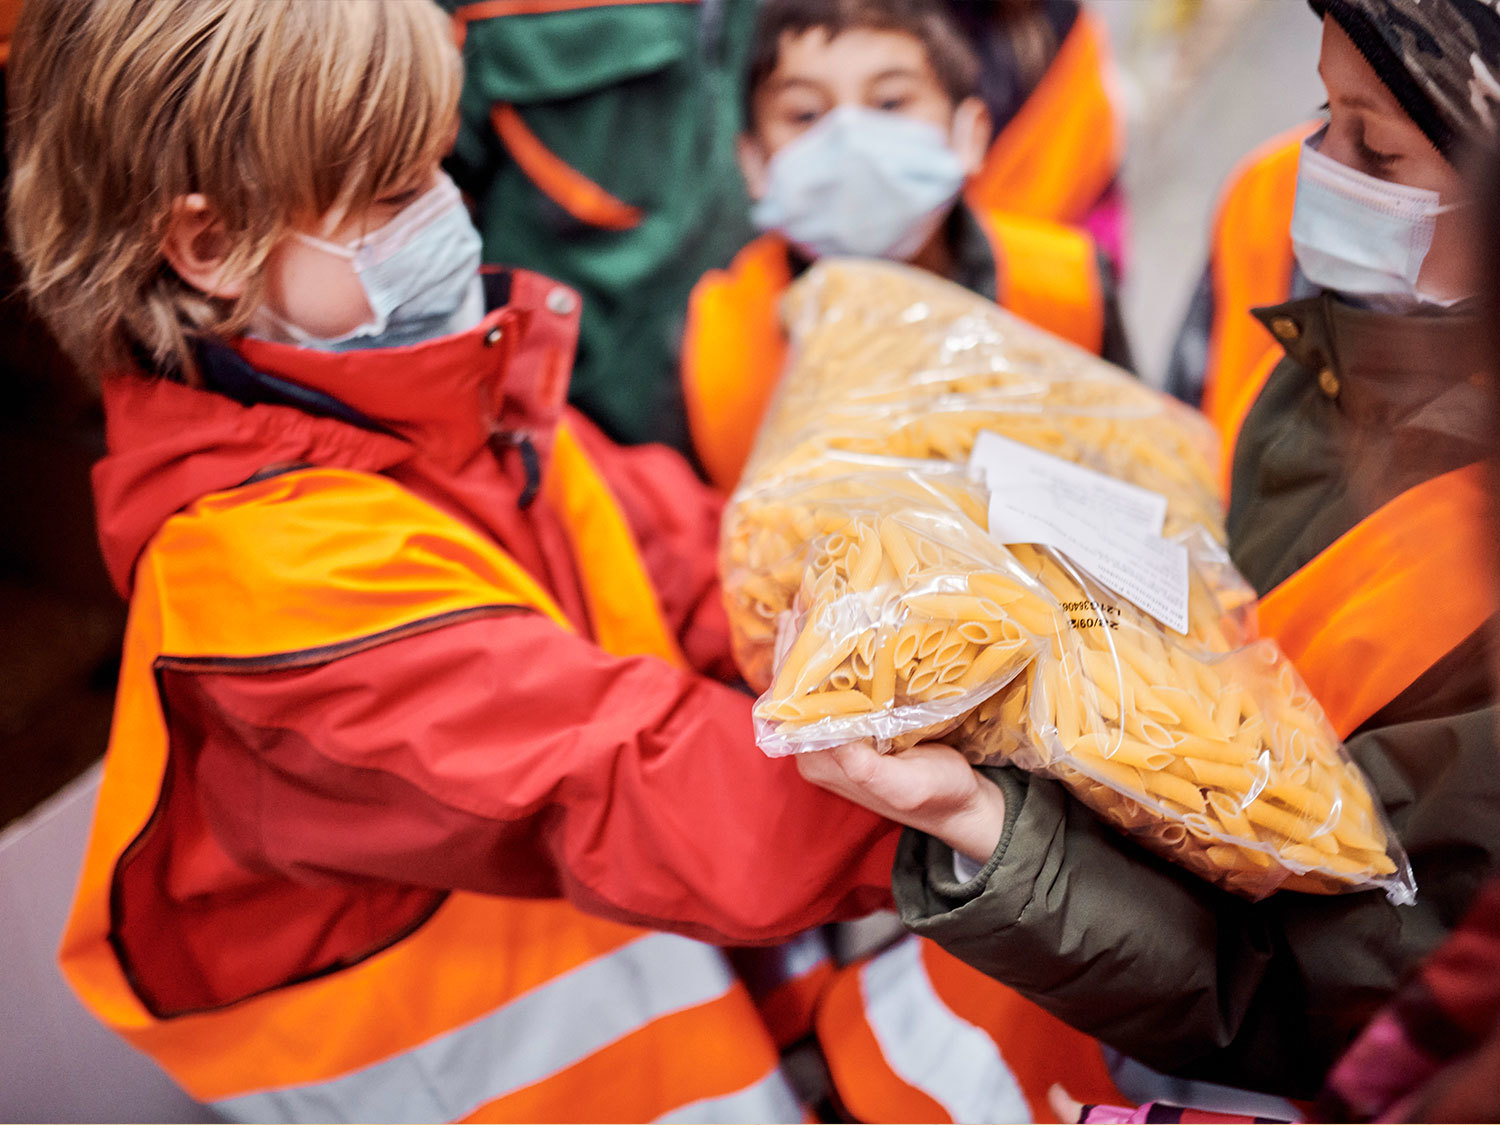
[
  {"left": 893, "top": 294, "right": 1500, "bottom": 1098},
  {"left": 443, "top": 0, "right": 756, "bottom": 454}
]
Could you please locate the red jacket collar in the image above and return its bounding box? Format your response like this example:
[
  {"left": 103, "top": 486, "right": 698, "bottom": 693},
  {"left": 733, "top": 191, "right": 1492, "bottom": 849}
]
[
  {"left": 233, "top": 268, "right": 578, "bottom": 470},
  {"left": 93, "top": 268, "right": 580, "bottom": 596}
]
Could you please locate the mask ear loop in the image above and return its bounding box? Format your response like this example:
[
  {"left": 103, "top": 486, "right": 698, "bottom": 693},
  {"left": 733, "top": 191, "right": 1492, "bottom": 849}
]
[
  {"left": 291, "top": 229, "right": 359, "bottom": 260},
  {"left": 1299, "top": 134, "right": 1464, "bottom": 219},
  {"left": 285, "top": 179, "right": 462, "bottom": 262}
]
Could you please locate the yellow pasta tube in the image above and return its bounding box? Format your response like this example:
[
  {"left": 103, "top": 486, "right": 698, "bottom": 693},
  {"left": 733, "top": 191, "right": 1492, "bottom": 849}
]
[
  {"left": 760, "top": 690, "right": 877, "bottom": 722},
  {"left": 847, "top": 529, "right": 884, "bottom": 590},
  {"left": 1143, "top": 770, "right": 1208, "bottom": 815},
  {"left": 903, "top": 593, "right": 1011, "bottom": 620},
  {"left": 768, "top": 621, "right": 831, "bottom": 701},
  {"left": 893, "top": 623, "right": 923, "bottom": 668},
  {"left": 966, "top": 572, "right": 1031, "bottom": 604},
  {"left": 1242, "top": 798, "right": 1320, "bottom": 846},
  {"left": 871, "top": 636, "right": 897, "bottom": 708},
  {"left": 955, "top": 640, "right": 1028, "bottom": 689},
  {"left": 1174, "top": 758, "right": 1257, "bottom": 794},
  {"left": 957, "top": 620, "right": 1006, "bottom": 644},
  {"left": 1071, "top": 733, "right": 1173, "bottom": 772},
  {"left": 877, "top": 518, "right": 920, "bottom": 578},
  {"left": 1172, "top": 733, "right": 1254, "bottom": 766}
]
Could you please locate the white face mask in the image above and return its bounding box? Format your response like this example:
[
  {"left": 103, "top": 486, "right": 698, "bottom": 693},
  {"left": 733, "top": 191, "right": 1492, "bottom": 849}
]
[
  {"left": 251, "top": 173, "right": 484, "bottom": 350},
  {"left": 749, "top": 105, "right": 968, "bottom": 260},
  {"left": 1290, "top": 129, "right": 1466, "bottom": 313}
]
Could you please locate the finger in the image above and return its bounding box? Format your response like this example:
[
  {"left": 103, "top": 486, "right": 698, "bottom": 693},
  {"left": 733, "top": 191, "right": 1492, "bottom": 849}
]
[
  {"left": 794, "top": 748, "right": 846, "bottom": 787},
  {"left": 899, "top": 741, "right": 966, "bottom": 767},
  {"left": 909, "top": 741, "right": 958, "bottom": 754},
  {"left": 1047, "top": 1083, "right": 1086, "bottom": 1124},
  {"left": 830, "top": 738, "right": 883, "bottom": 785}
]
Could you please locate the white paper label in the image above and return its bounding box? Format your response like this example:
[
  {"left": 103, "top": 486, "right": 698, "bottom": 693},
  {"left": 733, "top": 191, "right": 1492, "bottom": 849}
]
[
  {"left": 970, "top": 433, "right": 1190, "bottom": 634},
  {"left": 970, "top": 431, "right": 1167, "bottom": 537}
]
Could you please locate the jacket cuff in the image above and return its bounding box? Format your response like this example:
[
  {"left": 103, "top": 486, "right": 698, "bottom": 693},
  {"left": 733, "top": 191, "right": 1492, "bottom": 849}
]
[
  {"left": 891, "top": 766, "right": 1029, "bottom": 913},
  {"left": 892, "top": 767, "right": 1069, "bottom": 940}
]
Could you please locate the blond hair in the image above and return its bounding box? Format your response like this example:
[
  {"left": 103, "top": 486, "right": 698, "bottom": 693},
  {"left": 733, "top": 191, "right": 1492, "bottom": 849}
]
[{"left": 6, "top": 0, "right": 462, "bottom": 384}]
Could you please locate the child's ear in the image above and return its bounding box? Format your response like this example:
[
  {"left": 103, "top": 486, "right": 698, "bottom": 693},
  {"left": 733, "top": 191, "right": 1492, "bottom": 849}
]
[
  {"left": 950, "top": 96, "right": 993, "bottom": 178},
  {"left": 161, "top": 194, "right": 247, "bottom": 300},
  {"left": 736, "top": 134, "right": 772, "bottom": 201}
]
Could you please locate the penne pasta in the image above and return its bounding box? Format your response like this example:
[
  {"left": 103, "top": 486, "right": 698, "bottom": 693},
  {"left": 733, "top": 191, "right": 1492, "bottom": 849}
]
[
  {"left": 759, "top": 690, "right": 877, "bottom": 722},
  {"left": 724, "top": 258, "right": 1411, "bottom": 904}
]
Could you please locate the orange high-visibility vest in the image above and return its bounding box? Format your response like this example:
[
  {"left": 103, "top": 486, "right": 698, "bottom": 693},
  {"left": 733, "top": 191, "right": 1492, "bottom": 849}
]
[
  {"left": 59, "top": 423, "right": 801, "bottom": 1123},
  {"left": 1193, "top": 127, "right": 1496, "bottom": 733},
  {"left": 965, "top": 8, "right": 1122, "bottom": 225},
  {"left": 1199, "top": 122, "right": 1317, "bottom": 491},
  {"left": 816, "top": 934, "right": 1124, "bottom": 1123},
  {"left": 1257, "top": 462, "right": 1497, "bottom": 740},
  {"left": 682, "top": 212, "right": 1106, "bottom": 493}
]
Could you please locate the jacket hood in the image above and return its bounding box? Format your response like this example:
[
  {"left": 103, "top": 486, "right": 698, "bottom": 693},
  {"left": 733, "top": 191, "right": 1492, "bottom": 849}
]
[{"left": 93, "top": 268, "right": 580, "bottom": 596}]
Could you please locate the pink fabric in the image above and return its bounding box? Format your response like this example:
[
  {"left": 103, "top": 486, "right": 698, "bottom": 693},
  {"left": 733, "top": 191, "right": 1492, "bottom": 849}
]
[
  {"left": 1081, "top": 1104, "right": 1151, "bottom": 1123},
  {"left": 1321, "top": 1012, "right": 1439, "bottom": 1121},
  {"left": 1081, "top": 182, "right": 1129, "bottom": 276}
]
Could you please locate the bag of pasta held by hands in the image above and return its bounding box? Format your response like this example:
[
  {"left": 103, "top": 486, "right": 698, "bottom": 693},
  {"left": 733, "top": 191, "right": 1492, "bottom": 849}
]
[{"left": 722, "top": 259, "right": 1415, "bottom": 903}]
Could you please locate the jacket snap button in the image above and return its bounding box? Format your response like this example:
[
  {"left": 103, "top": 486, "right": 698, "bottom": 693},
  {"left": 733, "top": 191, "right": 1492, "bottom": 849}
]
[
  {"left": 483, "top": 325, "right": 504, "bottom": 347},
  {"left": 545, "top": 288, "right": 577, "bottom": 316},
  {"left": 1317, "top": 366, "right": 1341, "bottom": 398},
  {"left": 1270, "top": 316, "right": 1300, "bottom": 342}
]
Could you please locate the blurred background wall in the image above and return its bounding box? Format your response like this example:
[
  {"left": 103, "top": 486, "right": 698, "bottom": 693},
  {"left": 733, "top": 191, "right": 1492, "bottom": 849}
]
[{"left": 1096, "top": 0, "right": 1322, "bottom": 384}]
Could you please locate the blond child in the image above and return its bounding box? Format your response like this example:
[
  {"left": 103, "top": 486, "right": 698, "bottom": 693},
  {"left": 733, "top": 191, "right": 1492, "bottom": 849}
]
[{"left": 7, "top": 1, "right": 899, "bottom": 1118}]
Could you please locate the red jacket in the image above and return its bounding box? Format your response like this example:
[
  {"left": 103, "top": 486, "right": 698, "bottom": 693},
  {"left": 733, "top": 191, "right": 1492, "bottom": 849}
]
[{"left": 90, "top": 268, "right": 896, "bottom": 1018}]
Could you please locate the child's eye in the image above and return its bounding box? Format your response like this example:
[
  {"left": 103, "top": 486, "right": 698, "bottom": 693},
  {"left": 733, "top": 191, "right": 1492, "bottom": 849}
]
[
  {"left": 1356, "top": 136, "right": 1398, "bottom": 173},
  {"left": 877, "top": 96, "right": 909, "bottom": 113}
]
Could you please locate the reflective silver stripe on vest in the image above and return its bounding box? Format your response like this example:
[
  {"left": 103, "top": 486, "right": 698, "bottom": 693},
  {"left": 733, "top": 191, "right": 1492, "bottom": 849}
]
[
  {"left": 213, "top": 932, "right": 745, "bottom": 1124},
  {"left": 775, "top": 929, "right": 829, "bottom": 979},
  {"left": 653, "top": 1069, "right": 805, "bottom": 1124},
  {"left": 859, "top": 935, "right": 1031, "bottom": 1124}
]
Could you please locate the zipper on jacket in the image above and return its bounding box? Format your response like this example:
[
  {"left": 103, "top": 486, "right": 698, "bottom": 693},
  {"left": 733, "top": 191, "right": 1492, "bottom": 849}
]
[{"left": 154, "top": 603, "right": 532, "bottom": 674}]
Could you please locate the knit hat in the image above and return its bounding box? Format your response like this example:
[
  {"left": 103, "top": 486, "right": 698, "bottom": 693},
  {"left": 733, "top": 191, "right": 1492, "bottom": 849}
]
[{"left": 1310, "top": 0, "right": 1500, "bottom": 158}]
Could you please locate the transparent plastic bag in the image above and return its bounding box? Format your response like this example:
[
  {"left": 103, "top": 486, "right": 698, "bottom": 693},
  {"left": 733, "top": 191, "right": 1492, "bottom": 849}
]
[{"left": 722, "top": 259, "right": 1415, "bottom": 903}]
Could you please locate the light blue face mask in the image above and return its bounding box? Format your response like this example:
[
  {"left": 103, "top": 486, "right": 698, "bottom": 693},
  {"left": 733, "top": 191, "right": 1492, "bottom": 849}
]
[
  {"left": 251, "top": 173, "right": 484, "bottom": 350},
  {"left": 749, "top": 105, "right": 968, "bottom": 260},
  {"left": 1290, "top": 129, "right": 1466, "bottom": 312}
]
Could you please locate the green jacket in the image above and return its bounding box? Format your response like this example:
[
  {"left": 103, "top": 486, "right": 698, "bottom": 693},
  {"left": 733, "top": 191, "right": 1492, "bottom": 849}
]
[
  {"left": 892, "top": 294, "right": 1500, "bottom": 1098},
  {"left": 443, "top": 0, "right": 756, "bottom": 454}
]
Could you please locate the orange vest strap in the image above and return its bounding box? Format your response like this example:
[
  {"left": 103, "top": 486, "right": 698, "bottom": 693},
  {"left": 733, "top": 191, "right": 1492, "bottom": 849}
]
[
  {"left": 681, "top": 234, "right": 792, "bottom": 492},
  {"left": 490, "top": 103, "right": 644, "bottom": 231},
  {"left": 1202, "top": 122, "right": 1318, "bottom": 484},
  {"left": 543, "top": 423, "right": 686, "bottom": 665},
  {"left": 1257, "top": 463, "right": 1496, "bottom": 739},
  {"left": 966, "top": 9, "right": 1121, "bottom": 224},
  {"left": 981, "top": 208, "right": 1106, "bottom": 354},
  {"left": 145, "top": 466, "right": 573, "bottom": 660}
]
